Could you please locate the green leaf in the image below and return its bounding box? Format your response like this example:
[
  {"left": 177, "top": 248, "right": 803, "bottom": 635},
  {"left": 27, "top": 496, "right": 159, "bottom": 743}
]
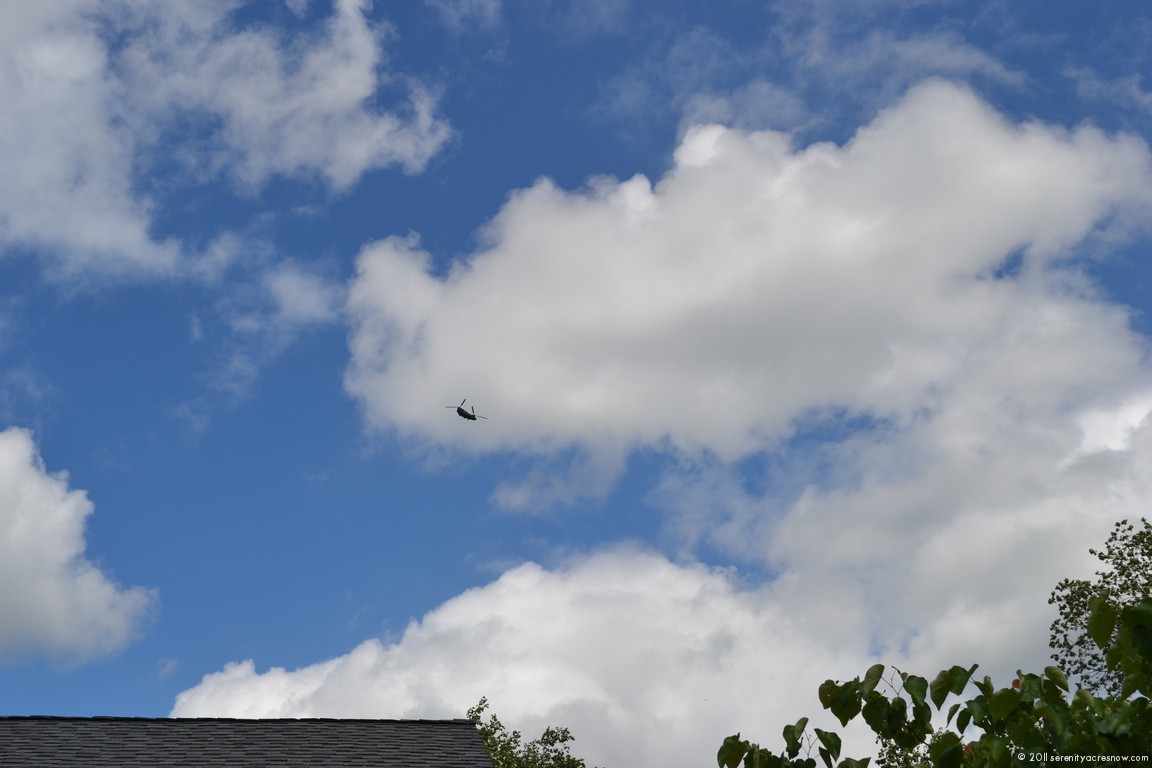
[
  {"left": 988, "top": 688, "right": 1019, "bottom": 721},
  {"left": 929, "top": 732, "right": 963, "bottom": 768},
  {"left": 956, "top": 707, "right": 972, "bottom": 734},
  {"left": 1043, "top": 666, "right": 1069, "bottom": 692},
  {"left": 782, "top": 717, "right": 807, "bottom": 759},
  {"left": 1120, "top": 600, "right": 1152, "bottom": 659},
  {"left": 812, "top": 728, "right": 840, "bottom": 763},
  {"left": 968, "top": 696, "right": 992, "bottom": 731},
  {"left": 946, "top": 702, "right": 961, "bottom": 726},
  {"left": 861, "top": 664, "right": 885, "bottom": 696},
  {"left": 1038, "top": 700, "right": 1070, "bottom": 740},
  {"left": 828, "top": 680, "right": 862, "bottom": 727},
  {"left": 910, "top": 700, "right": 932, "bottom": 734},
  {"left": 818, "top": 680, "right": 839, "bottom": 711},
  {"left": 1072, "top": 688, "right": 1095, "bottom": 711},
  {"left": 744, "top": 746, "right": 783, "bottom": 768},
  {"left": 1121, "top": 670, "right": 1148, "bottom": 699},
  {"left": 903, "top": 675, "right": 928, "bottom": 708},
  {"left": 983, "top": 734, "right": 1010, "bottom": 763},
  {"left": 930, "top": 669, "right": 951, "bottom": 710},
  {"left": 956, "top": 665, "right": 978, "bottom": 691},
  {"left": 861, "top": 694, "right": 890, "bottom": 736},
  {"left": 886, "top": 695, "right": 908, "bottom": 734},
  {"left": 1017, "top": 672, "right": 1045, "bottom": 702},
  {"left": 718, "top": 734, "right": 749, "bottom": 768},
  {"left": 1087, "top": 593, "right": 1118, "bottom": 650},
  {"left": 1098, "top": 701, "right": 1133, "bottom": 736},
  {"left": 931, "top": 664, "right": 976, "bottom": 712},
  {"left": 1122, "top": 598, "right": 1152, "bottom": 627},
  {"left": 1106, "top": 640, "right": 1130, "bottom": 672}
]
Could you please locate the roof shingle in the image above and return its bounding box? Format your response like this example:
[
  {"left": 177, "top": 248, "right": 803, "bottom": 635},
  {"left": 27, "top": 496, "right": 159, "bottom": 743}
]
[{"left": 0, "top": 717, "right": 493, "bottom": 767}]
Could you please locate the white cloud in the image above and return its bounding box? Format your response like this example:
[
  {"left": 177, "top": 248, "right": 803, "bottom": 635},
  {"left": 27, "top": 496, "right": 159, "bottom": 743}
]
[
  {"left": 523, "top": 0, "right": 633, "bottom": 40},
  {"left": 345, "top": 80, "right": 1152, "bottom": 488},
  {"left": 172, "top": 423, "right": 1152, "bottom": 762},
  {"left": 323, "top": 80, "right": 1152, "bottom": 757},
  {"left": 594, "top": 26, "right": 770, "bottom": 134},
  {"left": 1074, "top": 394, "right": 1152, "bottom": 454},
  {"left": 264, "top": 262, "right": 344, "bottom": 327},
  {"left": 793, "top": 28, "right": 1021, "bottom": 99},
  {"left": 172, "top": 548, "right": 863, "bottom": 765},
  {"left": 113, "top": 0, "right": 453, "bottom": 192},
  {"left": 170, "top": 429, "right": 1152, "bottom": 763},
  {"left": 0, "top": 2, "right": 179, "bottom": 277},
  {"left": 181, "top": 79, "right": 1152, "bottom": 762},
  {"left": 593, "top": 13, "right": 1019, "bottom": 141},
  {"left": 0, "top": 1, "right": 451, "bottom": 279},
  {"left": 0, "top": 427, "right": 155, "bottom": 665},
  {"left": 193, "top": 259, "right": 344, "bottom": 402},
  {"left": 1067, "top": 67, "right": 1152, "bottom": 120},
  {"left": 680, "top": 79, "right": 809, "bottom": 134},
  {"left": 425, "top": 0, "right": 502, "bottom": 31},
  {"left": 285, "top": 0, "right": 311, "bottom": 17}
]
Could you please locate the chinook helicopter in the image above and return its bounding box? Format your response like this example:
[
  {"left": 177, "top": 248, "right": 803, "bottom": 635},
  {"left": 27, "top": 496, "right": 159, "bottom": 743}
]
[{"left": 446, "top": 398, "right": 487, "bottom": 421}]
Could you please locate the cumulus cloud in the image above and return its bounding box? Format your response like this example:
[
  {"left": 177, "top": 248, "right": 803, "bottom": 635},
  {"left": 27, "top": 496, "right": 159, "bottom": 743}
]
[
  {"left": 187, "top": 79, "right": 1152, "bottom": 762},
  {"left": 0, "top": 1, "right": 179, "bottom": 277},
  {"left": 0, "top": 1, "right": 451, "bottom": 279},
  {"left": 170, "top": 424, "right": 1152, "bottom": 763},
  {"left": 345, "top": 79, "right": 1152, "bottom": 479},
  {"left": 0, "top": 427, "right": 155, "bottom": 665},
  {"left": 173, "top": 549, "right": 860, "bottom": 766},
  {"left": 329, "top": 80, "right": 1152, "bottom": 753},
  {"left": 172, "top": 421, "right": 1152, "bottom": 763}
]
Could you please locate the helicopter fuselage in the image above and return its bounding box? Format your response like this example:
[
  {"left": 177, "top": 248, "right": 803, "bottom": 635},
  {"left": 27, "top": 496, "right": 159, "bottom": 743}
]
[{"left": 456, "top": 407, "right": 477, "bottom": 420}]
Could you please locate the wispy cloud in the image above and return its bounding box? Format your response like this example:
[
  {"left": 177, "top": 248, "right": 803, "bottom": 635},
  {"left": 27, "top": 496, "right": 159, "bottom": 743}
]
[
  {"left": 425, "top": 0, "right": 502, "bottom": 31},
  {"left": 178, "top": 257, "right": 345, "bottom": 423},
  {"left": 113, "top": 0, "right": 453, "bottom": 193}
]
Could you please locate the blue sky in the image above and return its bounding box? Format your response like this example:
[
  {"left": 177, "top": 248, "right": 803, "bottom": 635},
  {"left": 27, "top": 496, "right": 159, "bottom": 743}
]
[{"left": 3, "top": 0, "right": 1152, "bottom": 763}]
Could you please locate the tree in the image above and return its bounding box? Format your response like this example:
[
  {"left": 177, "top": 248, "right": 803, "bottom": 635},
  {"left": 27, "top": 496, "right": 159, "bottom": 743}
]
[
  {"left": 719, "top": 596, "right": 1152, "bottom": 766},
  {"left": 467, "top": 697, "right": 595, "bottom": 768},
  {"left": 718, "top": 515, "right": 1152, "bottom": 768},
  {"left": 1048, "top": 517, "right": 1152, "bottom": 696}
]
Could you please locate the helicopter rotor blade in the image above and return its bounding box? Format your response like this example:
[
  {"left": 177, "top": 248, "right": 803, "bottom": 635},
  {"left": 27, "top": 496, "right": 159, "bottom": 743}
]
[{"left": 460, "top": 399, "right": 467, "bottom": 407}]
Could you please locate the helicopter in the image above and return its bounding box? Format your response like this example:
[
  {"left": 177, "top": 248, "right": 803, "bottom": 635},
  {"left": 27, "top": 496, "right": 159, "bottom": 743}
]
[{"left": 446, "top": 398, "right": 487, "bottom": 421}]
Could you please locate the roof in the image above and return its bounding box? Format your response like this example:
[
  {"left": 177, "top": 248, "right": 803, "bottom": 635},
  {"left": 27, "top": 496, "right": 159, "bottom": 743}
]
[{"left": 0, "top": 717, "right": 494, "bottom": 767}]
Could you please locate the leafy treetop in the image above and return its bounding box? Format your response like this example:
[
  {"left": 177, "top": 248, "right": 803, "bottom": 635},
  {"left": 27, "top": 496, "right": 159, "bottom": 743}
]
[
  {"left": 1049, "top": 517, "right": 1152, "bottom": 696},
  {"left": 719, "top": 590, "right": 1152, "bottom": 764},
  {"left": 467, "top": 697, "right": 595, "bottom": 768}
]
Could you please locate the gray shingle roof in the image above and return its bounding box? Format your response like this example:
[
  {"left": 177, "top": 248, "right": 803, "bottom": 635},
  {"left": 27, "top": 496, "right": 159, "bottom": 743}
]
[{"left": 0, "top": 717, "right": 494, "bottom": 767}]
